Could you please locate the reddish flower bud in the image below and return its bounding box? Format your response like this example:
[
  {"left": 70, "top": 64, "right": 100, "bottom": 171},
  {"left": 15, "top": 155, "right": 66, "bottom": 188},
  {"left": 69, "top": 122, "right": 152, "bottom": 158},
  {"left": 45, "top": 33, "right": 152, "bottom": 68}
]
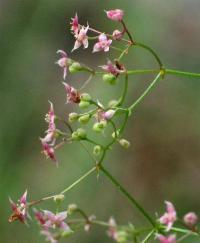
[
  {"left": 106, "top": 9, "right": 124, "bottom": 22},
  {"left": 183, "top": 212, "right": 198, "bottom": 227}
]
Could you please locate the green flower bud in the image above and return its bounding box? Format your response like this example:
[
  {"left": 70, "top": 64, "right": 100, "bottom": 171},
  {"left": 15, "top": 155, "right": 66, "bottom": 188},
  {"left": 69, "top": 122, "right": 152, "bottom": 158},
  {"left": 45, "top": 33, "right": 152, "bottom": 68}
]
[
  {"left": 116, "top": 230, "right": 128, "bottom": 243},
  {"left": 108, "top": 100, "right": 119, "bottom": 108},
  {"left": 67, "top": 204, "right": 78, "bottom": 215},
  {"left": 61, "top": 229, "right": 74, "bottom": 237},
  {"left": 93, "top": 121, "right": 107, "bottom": 132},
  {"left": 81, "top": 93, "right": 91, "bottom": 102},
  {"left": 71, "top": 131, "right": 80, "bottom": 141},
  {"left": 53, "top": 194, "right": 65, "bottom": 203},
  {"left": 77, "top": 128, "right": 87, "bottom": 139},
  {"left": 102, "top": 73, "right": 117, "bottom": 85},
  {"left": 119, "top": 139, "right": 130, "bottom": 148},
  {"left": 79, "top": 101, "right": 90, "bottom": 109},
  {"left": 112, "top": 130, "right": 120, "bottom": 138},
  {"left": 69, "top": 62, "right": 82, "bottom": 73},
  {"left": 78, "top": 114, "right": 90, "bottom": 124},
  {"left": 68, "top": 112, "right": 79, "bottom": 123},
  {"left": 93, "top": 145, "right": 102, "bottom": 155}
]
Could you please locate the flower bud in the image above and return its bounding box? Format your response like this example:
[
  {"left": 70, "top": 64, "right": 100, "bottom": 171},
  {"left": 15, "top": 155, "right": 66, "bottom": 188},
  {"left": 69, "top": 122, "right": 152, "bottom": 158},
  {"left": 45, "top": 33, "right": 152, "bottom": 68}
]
[
  {"left": 77, "top": 128, "right": 87, "bottom": 139},
  {"left": 53, "top": 194, "right": 65, "bottom": 203},
  {"left": 112, "top": 130, "right": 120, "bottom": 138},
  {"left": 69, "top": 62, "right": 82, "bottom": 73},
  {"left": 119, "top": 139, "right": 130, "bottom": 148},
  {"left": 112, "top": 29, "right": 124, "bottom": 40},
  {"left": 67, "top": 204, "right": 78, "bottom": 215},
  {"left": 93, "top": 121, "right": 107, "bottom": 132},
  {"left": 79, "top": 101, "right": 90, "bottom": 109},
  {"left": 104, "top": 109, "right": 115, "bottom": 120},
  {"left": 68, "top": 112, "right": 79, "bottom": 122},
  {"left": 183, "top": 212, "right": 198, "bottom": 227},
  {"left": 102, "top": 73, "right": 117, "bottom": 85},
  {"left": 116, "top": 230, "right": 128, "bottom": 243},
  {"left": 61, "top": 229, "right": 74, "bottom": 237},
  {"left": 80, "top": 93, "right": 91, "bottom": 102},
  {"left": 93, "top": 145, "right": 102, "bottom": 155},
  {"left": 78, "top": 114, "right": 90, "bottom": 124},
  {"left": 71, "top": 131, "right": 80, "bottom": 141}
]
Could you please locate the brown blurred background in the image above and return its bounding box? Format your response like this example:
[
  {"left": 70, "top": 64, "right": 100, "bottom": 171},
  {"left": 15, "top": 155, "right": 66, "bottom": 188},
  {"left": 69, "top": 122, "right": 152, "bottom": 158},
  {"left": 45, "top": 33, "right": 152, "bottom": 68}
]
[{"left": 0, "top": 0, "right": 200, "bottom": 242}]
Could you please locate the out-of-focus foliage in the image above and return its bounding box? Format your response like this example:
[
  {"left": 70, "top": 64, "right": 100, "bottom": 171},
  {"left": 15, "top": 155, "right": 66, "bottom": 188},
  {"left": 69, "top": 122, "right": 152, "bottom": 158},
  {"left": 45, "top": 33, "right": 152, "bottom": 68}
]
[{"left": 0, "top": 0, "right": 200, "bottom": 242}]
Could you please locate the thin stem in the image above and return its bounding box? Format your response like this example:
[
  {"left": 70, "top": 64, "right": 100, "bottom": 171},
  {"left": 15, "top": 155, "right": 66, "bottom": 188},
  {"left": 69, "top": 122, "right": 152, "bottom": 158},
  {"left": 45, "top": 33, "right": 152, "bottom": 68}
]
[
  {"left": 61, "top": 166, "right": 96, "bottom": 194},
  {"left": 166, "top": 69, "right": 200, "bottom": 78},
  {"left": 121, "top": 20, "right": 135, "bottom": 44},
  {"left": 118, "top": 73, "right": 129, "bottom": 106},
  {"left": 129, "top": 72, "right": 161, "bottom": 112},
  {"left": 134, "top": 42, "right": 163, "bottom": 69},
  {"left": 141, "top": 229, "right": 155, "bottom": 243},
  {"left": 100, "top": 165, "right": 156, "bottom": 227},
  {"left": 127, "top": 69, "right": 158, "bottom": 75}
]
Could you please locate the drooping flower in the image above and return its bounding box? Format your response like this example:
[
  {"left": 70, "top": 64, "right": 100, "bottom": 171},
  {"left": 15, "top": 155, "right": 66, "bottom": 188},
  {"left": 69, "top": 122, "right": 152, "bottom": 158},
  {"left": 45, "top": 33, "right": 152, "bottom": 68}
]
[
  {"left": 157, "top": 234, "right": 176, "bottom": 243},
  {"left": 70, "top": 13, "right": 79, "bottom": 35},
  {"left": 56, "top": 50, "right": 68, "bottom": 79},
  {"left": 106, "top": 9, "right": 124, "bottom": 22},
  {"left": 183, "top": 212, "right": 198, "bottom": 227},
  {"left": 41, "top": 230, "right": 58, "bottom": 243},
  {"left": 63, "top": 82, "right": 80, "bottom": 104},
  {"left": 159, "top": 201, "right": 177, "bottom": 231},
  {"left": 100, "top": 60, "right": 125, "bottom": 76},
  {"left": 84, "top": 215, "right": 96, "bottom": 232},
  {"left": 93, "top": 34, "right": 112, "bottom": 53},
  {"left": 9, "top": 190, "right": 28, "bottom": 223},
  {"left": 43, "top": 210, "right": 70, "bottom": 231},
  {"left": 112, "top": 29, "right": 124, "bottom": 40},
  {"left": 40, "top": 139, "right": 58, "bottom": 165},
  {"left": 72, "top": 25, "right": 89, "bottom": 51},
  {"left": 107, "top": 217, "right": 118, "bottom": 240}
]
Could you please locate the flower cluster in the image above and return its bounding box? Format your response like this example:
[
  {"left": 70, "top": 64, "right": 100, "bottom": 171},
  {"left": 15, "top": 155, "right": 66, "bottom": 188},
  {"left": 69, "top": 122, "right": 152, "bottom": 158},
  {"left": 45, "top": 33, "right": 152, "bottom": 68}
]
[{"left": 8, "top": 7, "right": 200, "bottom": 243}]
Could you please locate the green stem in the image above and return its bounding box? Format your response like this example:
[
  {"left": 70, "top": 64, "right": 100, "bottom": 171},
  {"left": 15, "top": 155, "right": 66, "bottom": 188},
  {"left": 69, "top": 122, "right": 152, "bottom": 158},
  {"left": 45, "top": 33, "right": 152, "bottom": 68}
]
[
  {"left": 118, "top": 73, "right": 129, "bottom": 106},
  {"left": 166, "top": 69, "right": 200, "bottom": 78},
  {"left": 127, "top": 69, "right": 158, "bottom": 75},
  {"left": 100, "top": 165, "right": 156, "bottom": 227},
  {"left": 141, "top": 229, "right": 155, "bottom": 243},
  {"left": 61, "top": 167, "right": 96, "bottom": 194},
  {"left": 129, "top": 72, "right": 161, "bottom": 112},
  {"left": 134, "top": 42, "right": 163, "bottom": 69}
]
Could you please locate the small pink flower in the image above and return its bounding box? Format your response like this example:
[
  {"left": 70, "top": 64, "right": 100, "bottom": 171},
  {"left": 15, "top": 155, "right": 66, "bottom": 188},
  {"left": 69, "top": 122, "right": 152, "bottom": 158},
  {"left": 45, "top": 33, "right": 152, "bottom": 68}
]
[
  {"left": 159, "top": 201, "right": 177, "bottom": 231},
  {"left": 112, "top": 29, "right": 124, "bottom": 40},
  {"left": 157, "top": 234, "right": 176, "bottom": 243},
  {"left": 41, "top": 230, "right": 57, "bottom": 243},
  {"left": 93, "top": 34, "right": 112, "bottom": 53},
  {"left": 9, "top": 190, "right": 28, "bottom": 223},
  {"left": 40, "top": 139, "right": 58, "bottom": 165},
  {"left": 43, "top": 210, "right": 70, "bottom": 231},
  {"left": 70, "top": 13, "right": 79, "bottom": 34},
  {"left": 56, "top": 50, "right": 68, "bottom": 79},
  {"left": 63, "top": 82, "right": 80, "bottom": 104},
  {"left": 100, "top": 60, "right": 124, "bottom": 76},
  {"left": 103, "top": 110, "right": 115, "bottom": 120},
  {"left": 72, "top": 25, "right": 89, "bottom": 51},
  {"left": 183, "top": 212, "right": 198, "bottom": 227},
  {"left": 107, "top": 217, "right": 118, "bottom": 240},
  {"left": 106, "top": 9, "right": 124, "bottom": 22}
]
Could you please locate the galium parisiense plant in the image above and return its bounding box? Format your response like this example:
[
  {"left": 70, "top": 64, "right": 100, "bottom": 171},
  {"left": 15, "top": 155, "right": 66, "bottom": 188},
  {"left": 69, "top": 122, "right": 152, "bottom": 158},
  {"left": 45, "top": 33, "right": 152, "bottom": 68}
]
[{"left": 9, "top": 9, "right": 200, "bottom": 243}]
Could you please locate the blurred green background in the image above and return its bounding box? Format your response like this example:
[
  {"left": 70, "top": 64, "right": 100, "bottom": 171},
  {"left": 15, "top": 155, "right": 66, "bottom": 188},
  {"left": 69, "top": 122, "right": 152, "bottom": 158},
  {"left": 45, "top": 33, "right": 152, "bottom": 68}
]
[{"left": 1, "top": 0, "right": 200, "bottom": 242}]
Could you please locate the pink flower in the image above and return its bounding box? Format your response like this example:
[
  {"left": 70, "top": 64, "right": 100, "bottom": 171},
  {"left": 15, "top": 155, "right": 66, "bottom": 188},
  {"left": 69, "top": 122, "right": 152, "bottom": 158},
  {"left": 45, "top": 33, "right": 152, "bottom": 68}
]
[
  {"left": 41, "top": 230, "right": 58, "bottom": 243},
  {"left": 93, "top": 34, "right": 112, "bottom": 53},
  {"left": 72, "top": 25, "right": 89, "bottom": 51},
  {"left": 159, "top": 201, "right": 177, "bottom": 231},
  {"left": 107, "top": 217, "right": 118, "bottom": 240},
  {"left": 183, "top": 212, "right": 198, "bottom": 227},
  {"left": 103, "top": 110, "right": 115, "bottom": 120},
  {"left": 43, "top": 210, "right": 70, "bottom": 231},
  {"left": 112, "top": 29, "right": 124, "bottom": 40},
  {"left": 9, "top": 190, "right": 28, "bottom": 223},
  {"left": 40, "top": 139, "right": 58, "bottom": 165},
  {"left": 157, "top": 234, "right": 176, "bottom": 243},
  {"left": 100, "top": 60, "right": 124, "bottom": 76},
  {"left": 56, "top": 50, "right": 68, "bottom": 79},
  {"left": 106, "top": 9, "right": 124, "bottom": 22},
  {"left": 63, "top": 82, "right": 80, "bottom": 104},
  {"left": 70, "top": 13, "right": 79, "bottom": 35}
]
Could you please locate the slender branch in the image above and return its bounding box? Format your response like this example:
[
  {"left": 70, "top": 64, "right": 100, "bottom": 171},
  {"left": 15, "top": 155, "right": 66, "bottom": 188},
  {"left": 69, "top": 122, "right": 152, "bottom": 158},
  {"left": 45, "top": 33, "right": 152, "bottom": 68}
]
[
  {"left": 61, "top": 166, "right": 96, "bottom": 194},
  {"left": 166, "top": 69, "right": 200, "bottom": 78},
  {"left": 141, "top": 229, "right": 155, "bottom": 243},
  {"left": 129, "top": 72, "right": 161, "bottom": 112},
  {"left": 134, "top": 42, "right": 163, "bottom": 69},
  {"left": 100, "top": 165, "right": 156, "bottom": 227},
  {"left": 118, "top": 72, "right": 129, "bottom": 106}
]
